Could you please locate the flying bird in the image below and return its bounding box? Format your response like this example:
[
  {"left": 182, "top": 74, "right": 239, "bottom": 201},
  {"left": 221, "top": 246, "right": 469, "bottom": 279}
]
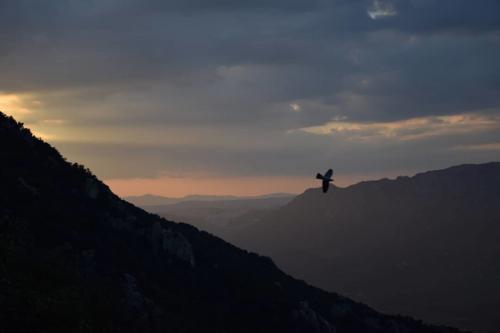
[{"left": 316, "top": 169, "right": 334, "bottom": 193}]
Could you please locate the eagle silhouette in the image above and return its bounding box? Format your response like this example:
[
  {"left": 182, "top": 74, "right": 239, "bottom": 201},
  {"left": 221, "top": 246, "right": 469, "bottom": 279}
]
[{"left": 316, "top": 169, "right": 333, "bottom": 193}]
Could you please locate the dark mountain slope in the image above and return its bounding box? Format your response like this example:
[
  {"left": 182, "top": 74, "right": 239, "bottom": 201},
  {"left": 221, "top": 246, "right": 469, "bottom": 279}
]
[
  {"left": 0, "top": 112, "right": 461, "bottom": 332},
  {"left": 224, "top": 163, "right": 500, "bottom": 333}
]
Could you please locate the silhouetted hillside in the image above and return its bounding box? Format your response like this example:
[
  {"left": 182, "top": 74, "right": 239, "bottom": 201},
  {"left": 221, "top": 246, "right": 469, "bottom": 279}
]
[
  {"left": 0, "top": 112, "right": 464, "bottom": 332},
  {"left": 224, "top": 162, "right": 500, "bottom": 333}
]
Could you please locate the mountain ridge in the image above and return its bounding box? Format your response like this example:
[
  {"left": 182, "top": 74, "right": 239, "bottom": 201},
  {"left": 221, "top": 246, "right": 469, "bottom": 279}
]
[
  {"left": 222, "top": 161, "right": 500, "bottom": 333},
  {"left": 294, "top": 161, "right": 500, "bottom": 198},
  {"left": 0, "top": 112, "right": 464, "bottom": 332},
  {"left": 125, "top": 193, "right": 296, "bottom": 207}
]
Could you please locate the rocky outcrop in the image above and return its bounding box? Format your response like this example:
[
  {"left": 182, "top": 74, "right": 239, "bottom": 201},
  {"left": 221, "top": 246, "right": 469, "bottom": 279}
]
[
  {"left": 162, "top": 228, "right": 195, "bottom": 267},
  {"left": 293, "top": 301, "right": 336, "bottom": 333},
  {"left": 151, "top": 221, "right": 195, "bottom": 267}
]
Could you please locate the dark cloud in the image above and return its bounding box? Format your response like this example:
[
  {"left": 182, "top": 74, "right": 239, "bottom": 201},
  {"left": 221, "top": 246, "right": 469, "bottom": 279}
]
[
  {"left": 387, "top": 0, "right": 500, "bottom": 34},
  {"left": 1, "top": 0, "right": 499, "bottom": 180}
]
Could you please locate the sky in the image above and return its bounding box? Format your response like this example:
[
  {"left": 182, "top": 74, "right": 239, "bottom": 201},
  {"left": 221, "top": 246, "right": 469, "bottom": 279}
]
[{"left": 1, "top": 0, "right": 500, "bottom": 197}]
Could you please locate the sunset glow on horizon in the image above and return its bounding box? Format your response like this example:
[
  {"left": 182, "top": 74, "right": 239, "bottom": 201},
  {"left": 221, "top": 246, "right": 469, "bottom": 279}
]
[
  {"left": 103, "top": 171, "right": 404, "bottom": 198},
  {"left": 1, "top": 1, "right": 499, "bottom": 197}
]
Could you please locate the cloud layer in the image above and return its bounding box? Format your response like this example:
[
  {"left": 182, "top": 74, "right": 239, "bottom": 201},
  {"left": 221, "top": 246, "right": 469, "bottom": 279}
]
[{"left": 1, "top": 0, "right": 499, "bottom": 194}]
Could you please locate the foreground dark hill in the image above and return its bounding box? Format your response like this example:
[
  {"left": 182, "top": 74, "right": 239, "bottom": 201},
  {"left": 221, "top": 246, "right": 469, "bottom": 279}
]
[
  {"left": 224, "top": 163, "right": 500, "bottom": 333},
  {"left": 0, "top": 112, "right": 462, "bottom": 332}
]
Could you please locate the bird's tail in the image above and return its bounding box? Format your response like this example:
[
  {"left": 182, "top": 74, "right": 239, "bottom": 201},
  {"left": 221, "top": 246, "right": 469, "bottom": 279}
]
[{"left": 316, "top": 173, "right": 324, "bottom": 180}]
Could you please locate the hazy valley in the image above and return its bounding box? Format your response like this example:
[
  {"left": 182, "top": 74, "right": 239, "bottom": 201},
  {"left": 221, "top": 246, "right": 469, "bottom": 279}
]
[
  {"left": 129, "top": 194, "right": 294, "bottom": 235},
  {"left": 146, "top": 163, "right": 500, "bottom": 333}
]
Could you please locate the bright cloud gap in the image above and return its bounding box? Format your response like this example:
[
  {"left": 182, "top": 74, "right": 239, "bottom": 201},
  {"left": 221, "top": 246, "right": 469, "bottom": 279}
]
[
  {"left": 367, "top": 0, "right": 397, "bottom": 20},
  {"left": 292, "top": 113, "right": 500, "bottom": 142}
]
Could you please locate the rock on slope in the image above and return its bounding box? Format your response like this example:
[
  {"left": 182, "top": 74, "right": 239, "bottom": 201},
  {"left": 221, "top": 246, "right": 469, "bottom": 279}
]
[{"left": 0, "top": 112, "right": 461, "bottom": 333}]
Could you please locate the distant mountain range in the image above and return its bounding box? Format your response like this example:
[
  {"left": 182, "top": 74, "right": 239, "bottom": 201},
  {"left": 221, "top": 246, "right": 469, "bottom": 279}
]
[
  {"left": 221, "top": 162, "right": 500, "bottom": 333},
  {"left": 132, "top": 195, "right": 295, "bottom": 234},
  {"left": 0, "top": 114, "right": 464, "bottom": 332},
  {"left": 125, "top": 193, "right": 295, "bottom": 207}
]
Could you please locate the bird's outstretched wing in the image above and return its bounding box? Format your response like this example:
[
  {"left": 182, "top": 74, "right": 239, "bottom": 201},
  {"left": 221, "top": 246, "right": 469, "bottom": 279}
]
[
  {"left": 322, "top": 180, "right": 330, "bottom": 193},
  {"left": 324, "top": 169, "right": 333, "bottom": 179},
  {"left": 316, "top": 173, "right": 324, "bottom": 180}
]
